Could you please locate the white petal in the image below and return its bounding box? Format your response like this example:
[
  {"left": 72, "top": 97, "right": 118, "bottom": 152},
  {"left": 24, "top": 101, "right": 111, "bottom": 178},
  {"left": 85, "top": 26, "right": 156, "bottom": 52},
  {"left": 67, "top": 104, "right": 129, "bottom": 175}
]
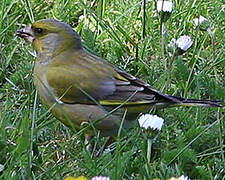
[
  {"left": 193, "top": 15, "right": 207, "bottom": 26},
  {"left": 92, "top": 176, "right": 111, "bottom": 180},
  {"left": 179, "top": 175, "right": 190, "bottom": 180},
  {"left": 199, "top": 15, "right": 207, "bottom": 23},
  {"left": 150, "top": 117, "right": 157, "bottom": 130},
  {"left": 157, "top": 1, "right": 173, "bottom": 13},
  {"left": 138, "top": 114, "right": 164, "bottom": 131},
  {"left": 193, "top": 18, "right": 199, "bottom": 26},
  {"left": 153, "top": 115, "right": 164, "bottom": 130},
  {"left": 176, "top": 35, "right": 193, "bottom": 51}
]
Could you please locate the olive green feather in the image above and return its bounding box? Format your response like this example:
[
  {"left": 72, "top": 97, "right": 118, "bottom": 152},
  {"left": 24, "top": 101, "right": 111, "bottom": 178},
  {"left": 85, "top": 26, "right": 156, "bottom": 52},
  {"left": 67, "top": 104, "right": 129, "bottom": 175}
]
[{"left": 16, "top": 19, "right": 224, "bottom": 137}]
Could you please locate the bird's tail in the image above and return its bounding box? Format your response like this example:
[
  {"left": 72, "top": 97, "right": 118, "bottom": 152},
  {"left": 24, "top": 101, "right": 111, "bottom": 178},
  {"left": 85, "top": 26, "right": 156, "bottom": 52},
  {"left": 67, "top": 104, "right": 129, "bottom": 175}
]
[{"left": 172, "top": 96, "right": 224, "bottom": 107}]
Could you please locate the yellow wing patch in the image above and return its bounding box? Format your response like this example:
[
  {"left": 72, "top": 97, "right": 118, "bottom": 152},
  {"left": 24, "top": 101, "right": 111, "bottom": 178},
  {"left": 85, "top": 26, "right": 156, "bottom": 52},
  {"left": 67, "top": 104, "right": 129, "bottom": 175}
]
[
  {"left": 114, "top": 72, "right": 130, "bottom": 82},
  {"left": 99, "top": 100, "right": 152, "bottom": 106}
]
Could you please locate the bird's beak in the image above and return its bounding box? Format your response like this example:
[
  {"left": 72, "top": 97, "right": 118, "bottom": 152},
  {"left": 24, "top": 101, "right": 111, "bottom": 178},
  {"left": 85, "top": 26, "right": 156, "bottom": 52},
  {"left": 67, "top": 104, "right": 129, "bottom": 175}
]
[{"left": 16, "top": 25, "right": 34, "bottom": 43}]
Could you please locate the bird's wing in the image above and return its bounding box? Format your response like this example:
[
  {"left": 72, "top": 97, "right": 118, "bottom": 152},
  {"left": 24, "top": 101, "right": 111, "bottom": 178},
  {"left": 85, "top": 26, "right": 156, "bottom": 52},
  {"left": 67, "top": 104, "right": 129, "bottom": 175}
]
[
  {"left": 46, "top": 50, "right": 180, "bottom": 105},
  {"left": 46, "top": 60, "right": 116, "bottom": 104},
  {"left": 99, "top": 67, "right": 181, "bottom": 105}
]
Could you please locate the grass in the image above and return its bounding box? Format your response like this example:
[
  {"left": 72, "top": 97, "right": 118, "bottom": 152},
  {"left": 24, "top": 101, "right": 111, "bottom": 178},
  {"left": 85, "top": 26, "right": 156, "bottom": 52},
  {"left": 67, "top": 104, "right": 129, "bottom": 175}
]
[{"left": 0, "top": 0, "right": 224, "bottom": 179}]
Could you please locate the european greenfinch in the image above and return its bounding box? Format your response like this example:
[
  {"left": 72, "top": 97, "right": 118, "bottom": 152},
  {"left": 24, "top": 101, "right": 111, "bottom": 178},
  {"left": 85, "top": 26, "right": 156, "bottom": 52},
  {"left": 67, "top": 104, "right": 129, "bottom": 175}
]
[{"left": 16, "top": 19, "right": 223, "bottom": 139}]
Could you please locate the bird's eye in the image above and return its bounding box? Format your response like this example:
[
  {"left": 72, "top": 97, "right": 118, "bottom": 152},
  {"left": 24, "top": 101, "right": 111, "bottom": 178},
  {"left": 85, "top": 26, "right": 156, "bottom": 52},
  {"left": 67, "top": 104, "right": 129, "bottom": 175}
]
[{"left": 34, "top": 28, "right": 43, "bottom": 34}]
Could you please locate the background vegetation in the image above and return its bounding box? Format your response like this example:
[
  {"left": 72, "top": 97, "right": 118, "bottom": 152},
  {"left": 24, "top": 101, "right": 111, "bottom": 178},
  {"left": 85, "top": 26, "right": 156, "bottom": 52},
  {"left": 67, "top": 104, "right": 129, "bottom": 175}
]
[{"left": 0, "top": 0, "right": 224, "bottom": 179}]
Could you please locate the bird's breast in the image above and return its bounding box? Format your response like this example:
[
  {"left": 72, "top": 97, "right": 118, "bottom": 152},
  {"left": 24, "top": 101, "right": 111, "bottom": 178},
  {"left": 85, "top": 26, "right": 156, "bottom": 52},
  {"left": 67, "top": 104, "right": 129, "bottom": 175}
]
[{"left": 33, "top": 62, "right": 57, "bottom": 107}]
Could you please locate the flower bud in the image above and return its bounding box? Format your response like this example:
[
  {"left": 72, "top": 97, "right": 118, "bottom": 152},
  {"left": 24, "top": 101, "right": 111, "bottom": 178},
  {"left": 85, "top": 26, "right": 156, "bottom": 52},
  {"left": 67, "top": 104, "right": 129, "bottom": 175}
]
[
  {"left": 176, "top": 35, "right": 193, "bottom": 55},
  {"left": 138, "top": 114, "right": 164, "bottom": 138},
  {"left": 92, "top": 176, "right": 111, "bottom": 180},
  {"left": 193, "top": 15, "right": 211, "bottom": 31}
]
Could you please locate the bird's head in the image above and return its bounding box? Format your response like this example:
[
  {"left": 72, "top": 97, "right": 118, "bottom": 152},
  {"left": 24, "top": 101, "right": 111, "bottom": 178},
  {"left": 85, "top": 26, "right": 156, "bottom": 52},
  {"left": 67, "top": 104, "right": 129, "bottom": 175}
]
[{"left": 16, "top": 19, "right": 82, "bottom": 56}]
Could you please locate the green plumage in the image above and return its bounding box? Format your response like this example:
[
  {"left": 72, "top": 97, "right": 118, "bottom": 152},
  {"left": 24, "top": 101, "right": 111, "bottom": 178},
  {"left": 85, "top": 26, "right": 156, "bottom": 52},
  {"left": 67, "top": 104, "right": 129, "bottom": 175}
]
[{"left": 17, "top": 19, "right": 223, "bottom": 137}]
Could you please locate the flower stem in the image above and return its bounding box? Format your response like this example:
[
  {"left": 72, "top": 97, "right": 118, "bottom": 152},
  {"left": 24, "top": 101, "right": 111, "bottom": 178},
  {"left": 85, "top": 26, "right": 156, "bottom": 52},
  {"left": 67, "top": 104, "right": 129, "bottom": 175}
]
[
  {"left": 147, "top": 138, "right": 153, "bottom": 163},
  {"left": 166, "top": 51, "right": 176, "bottom": 91},
  {"left": 217, "top": 108, "right": 224, "bottom": 162},
  {"left": 161, "top": 22, "right": 166, "bottom": 58},
  {"left": 142, "top": 0, "right": 146, "bottom": 39},
  {"left": 207, "top": 28, "right": 215, "bottom": 61}
]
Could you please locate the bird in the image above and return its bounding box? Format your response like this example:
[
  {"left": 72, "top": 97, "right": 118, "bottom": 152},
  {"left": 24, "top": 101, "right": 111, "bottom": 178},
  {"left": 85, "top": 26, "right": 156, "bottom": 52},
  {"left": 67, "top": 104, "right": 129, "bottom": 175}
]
[{"left": 16, "top": 19, "right": 223, "bottom": 146}]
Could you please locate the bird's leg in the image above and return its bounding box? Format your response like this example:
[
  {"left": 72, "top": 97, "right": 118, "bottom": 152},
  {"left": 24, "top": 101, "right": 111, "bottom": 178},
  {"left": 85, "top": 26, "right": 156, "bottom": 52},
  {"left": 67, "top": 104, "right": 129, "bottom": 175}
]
[{"left": 96, "top": 136, "right": 114, "bottom": 157}]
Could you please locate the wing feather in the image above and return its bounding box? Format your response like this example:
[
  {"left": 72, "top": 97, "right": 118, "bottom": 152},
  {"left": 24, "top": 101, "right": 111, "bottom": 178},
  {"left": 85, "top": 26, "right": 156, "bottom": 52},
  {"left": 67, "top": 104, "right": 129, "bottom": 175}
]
[{"left": 46, "top": 49, "right": 179, "bottom": 105}]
